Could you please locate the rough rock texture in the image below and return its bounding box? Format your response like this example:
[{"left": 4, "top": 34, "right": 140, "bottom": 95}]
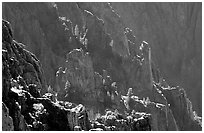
[
  {"left": 2, "top": 2, "right": 84, "bottom": 91},
  {"left": 2, "top": 102, "right": 14, "bottom": 131},
  {"left": 109, "top": 2, "right": 202, "bottom": 116},
  {"left": 155, "top": 83, "right": 202, "bottom": 130},
  {"left": 2, "top": 2, "right": 155, "bottom": 95},
  {"left": 3, "top": 19, "right": 41, "bottom": 131},
  {"left": 92, "top": 110, "right": 152, "bottom": 131},
  {"left": 55, "top": 48, "right": 123, "bottom": 114},
  {"left": 2, "top": 19, "right": 91, "bottom": 131},
  {"left": 2, "top": 2, "right": 202, "bottom": 131},
  {"left": 74, "top": 2, "right": 202, "bottom": 116}
]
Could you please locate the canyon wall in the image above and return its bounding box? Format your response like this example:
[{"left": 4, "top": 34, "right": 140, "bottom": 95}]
[
  {"left": 2, "top": 2, "right": 202, "bottom": 131},
  {"left": 110, "top": 2, "right": 202, "bottom": 116}
]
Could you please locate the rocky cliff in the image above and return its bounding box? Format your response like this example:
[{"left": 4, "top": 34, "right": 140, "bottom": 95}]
[
  {"left": 2, "top": 2, "right": 202, "bottom": 131},
  {"left": 2, "top": 19, "right": 92, "bottom": 131},
  {"left": 76, "top": 2, "right": 202, "bottom": 116},
  {"left": 109, "top": 2, "right": 202, "bottom": 116}
]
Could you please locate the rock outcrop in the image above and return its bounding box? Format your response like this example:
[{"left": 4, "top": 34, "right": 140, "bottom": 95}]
[
  {"left": 2, "top": 103, "right": 14, "bottom": 131},
  {"left": 109, "top": 2, "right": 202, "bottom": 115},
  {"left": 155, "top": 83, "right": 202, "bottom": 130},
  {"left": 92, "top": 110, "right": 152, "bottom": 131},
  {"left": 2, "top": 19, "right": 91, "bottom": 131},
  {"left": 61, "top": 2, "right": 202, "bottom": 116},
  {"left": 2, "top": 2, "right": 202, "bottom": 131}
]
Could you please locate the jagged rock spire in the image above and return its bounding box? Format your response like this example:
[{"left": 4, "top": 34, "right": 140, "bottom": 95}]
[{"left": 140, "top": 41, "right": 153, "bottom": 90}]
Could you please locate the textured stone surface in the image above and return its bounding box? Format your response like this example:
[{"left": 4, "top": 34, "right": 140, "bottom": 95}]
[
  {"left": 92, "top": 110, "right": 151, "bottom": 131},
  {"left": 2, "top": 2, "right": 202, "bottom": 131},
  {"left": 56, "top": 48, "right": 122, "bottom": 114},
  {"left": 64, "top": 48, "right": 95, "bottom": 93},
  {"left": 109, "top": 2, "right": 202, "bottom": 115},
  {"left": 2, "top": 3, "right": 83, "bottom": 91},
  {"left": 121, "top": 89, "right": 178, "bottom": 131},
  {"left": 2, "top": 19, "right": 91, "bottom": 131},
  {"left": 155, "top": 83, "right": 202, "bottom": 130},
  {"left": 2, "top": 102, "right": 14, "bottom": 131},
  {"left": 74, "top": 2, "right": 202, "bottom": 116},
  {"left": 2, "top": 19, "right": 45, "bottom": 131}
]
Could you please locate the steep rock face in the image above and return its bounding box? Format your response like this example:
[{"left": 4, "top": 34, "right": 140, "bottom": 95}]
[
  {"left": 55, "top": 48, "right": 96, "bottom": 104},
  {"left": 55, "top": 48, "right": 122, "bottom": 114},
  {"left": 75, "top": 1, "right": 202, "bottom": 119},
  {"left": 2, "top": 3, "right": 201, "bottom": 115},
  {"left": 2, "top": 19, "right": 44, "bottom": 130},
  {"left": 155, "top": 83, "right": 202, "bottom": 130},
  {"left": 119, "top": 87, "right": 179, "bottom": 131},
  {"left": 109, "top": 2, "right": 202, "bottom": 115},
  {"left": 2, "top": 20, "right": 154, "bottom": 131},
  {"left": 70, "top": 2, "right": 202, "bottom": 116},
  {"left": 64, "top": 48, "right": 95, "bottom": 93},
  {"left": 2, "top": 19, "right": 92, "bottom": 131},
  {"left": 77, "top": 2, "right": 130, "bottom": 58},
  {"left": 2, "top": 2, "right": 202, "bottom": 131},
  {"left": 2, "top": 19, "right": 46, "bottom": 97},
  {"left": 2, "top": 2, "right": 84, "bottom": 90},
  {"left": 2, "top": 103, "right": 14, "bottom": 131}
]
